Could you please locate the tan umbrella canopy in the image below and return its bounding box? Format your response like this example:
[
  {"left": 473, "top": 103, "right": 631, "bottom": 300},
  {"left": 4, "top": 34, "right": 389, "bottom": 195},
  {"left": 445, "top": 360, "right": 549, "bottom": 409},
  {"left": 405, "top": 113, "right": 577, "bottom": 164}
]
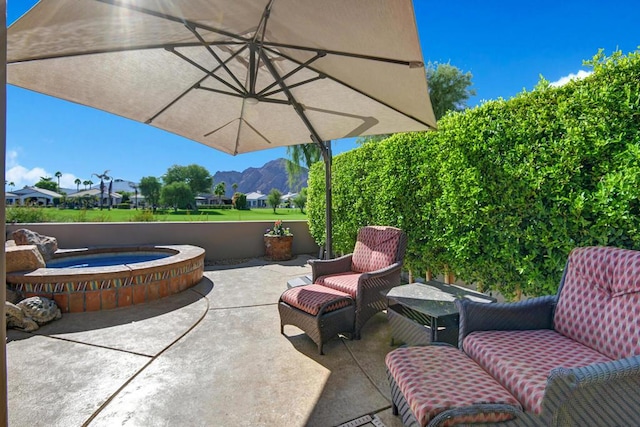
[{"left": 7, "top": 0, "right": 437, "bottom": 256}]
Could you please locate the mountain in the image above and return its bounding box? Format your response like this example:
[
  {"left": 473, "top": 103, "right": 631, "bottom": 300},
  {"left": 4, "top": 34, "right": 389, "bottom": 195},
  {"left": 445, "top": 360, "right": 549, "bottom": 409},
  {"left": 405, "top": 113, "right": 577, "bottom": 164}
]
[{"left": 213, "top": 158, "right": 308, "bottom": 197}]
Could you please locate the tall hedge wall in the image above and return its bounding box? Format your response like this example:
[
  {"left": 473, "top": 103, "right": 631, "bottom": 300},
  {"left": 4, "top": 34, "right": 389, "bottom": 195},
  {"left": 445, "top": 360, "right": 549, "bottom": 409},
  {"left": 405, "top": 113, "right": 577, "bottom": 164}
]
[{"left": 307, "top": 50, "right": 640, "bottom": 299}]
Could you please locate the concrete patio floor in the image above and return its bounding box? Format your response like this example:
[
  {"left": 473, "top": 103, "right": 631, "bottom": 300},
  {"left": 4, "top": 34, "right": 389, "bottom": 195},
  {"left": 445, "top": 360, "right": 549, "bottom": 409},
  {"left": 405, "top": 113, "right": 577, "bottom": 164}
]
[{"left": 7, "top": 255, "right": 405, "bottom": 427}]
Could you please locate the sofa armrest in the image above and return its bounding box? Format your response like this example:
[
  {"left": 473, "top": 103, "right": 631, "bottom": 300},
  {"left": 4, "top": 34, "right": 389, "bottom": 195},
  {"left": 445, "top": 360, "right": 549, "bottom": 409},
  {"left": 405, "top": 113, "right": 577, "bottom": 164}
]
[
  {"left": 539, "top": 355, "right": 640, "bottom": 426},
  {"left": 457, "top": 295, "right": 557, "bottom": 343},
  {"left": 309, "top": 254, "right": 353, "bottom": 282}
]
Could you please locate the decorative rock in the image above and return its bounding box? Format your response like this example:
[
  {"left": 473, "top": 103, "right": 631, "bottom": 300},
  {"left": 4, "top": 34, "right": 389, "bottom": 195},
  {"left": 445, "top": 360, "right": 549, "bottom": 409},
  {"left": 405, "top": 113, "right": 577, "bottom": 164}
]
[
  {"left": 5, "top": 244, "right": 46, "bottom": 272},
  {"left": 6, "top": 286, "right": 23, "bottom": 304},
  {"left": 5, "top": 302, "right": 39, "bottom": 332},
  {"left": 12, "top": 229, "right": 58, "bottom": 260},
  {"left": 17, "top": 296, "right": 62, "bottom": 324}
]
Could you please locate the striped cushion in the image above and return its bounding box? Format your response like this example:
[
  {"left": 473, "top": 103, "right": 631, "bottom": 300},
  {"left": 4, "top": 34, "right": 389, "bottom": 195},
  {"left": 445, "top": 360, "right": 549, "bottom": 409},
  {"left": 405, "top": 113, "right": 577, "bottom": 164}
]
[
  {"left": 554, "top": 246, "right": 640, "bottom": 360},
  {"left": 351, "top": 226, "right": 402, "bottom": 273},
  {"left": 315, "top": 272, "right": 361, "bottom": 297},
  {"left": 386, "top": 346, "right": 521, "bottom": 426},
  {"left": 280, "top": 284, "right": 352, "bottom": 316},
  {"left": 463, "top": 329, "right": 612, "bottom": 413}
]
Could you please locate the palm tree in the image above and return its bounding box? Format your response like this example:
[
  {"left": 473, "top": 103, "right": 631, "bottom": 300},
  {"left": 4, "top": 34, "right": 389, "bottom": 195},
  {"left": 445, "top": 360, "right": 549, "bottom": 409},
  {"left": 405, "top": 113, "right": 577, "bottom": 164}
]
[
  {"left": 129, "top": 182, "right": 139, "bottom": 210},
  {"left": 92, "top": 170, "right": 110, "bottom": 210},
  {"left": 8, "top": 181, "right": 15, "bottom": 191},
  {"left": 107, "top": 178, "right": 113, "bottom": 210},
  {"left": 54, "top": 171, "right": 62, "bottom": 192},
  {"left": 214, "top": 182, "right": 226, "bottom": 205},
  {"left": 232, "top": 183, "right": 238, "bottom": 193},
  {"left": 86, "top": 180, "right": 93, "bottom": 190},
  {"left": 74, "top": 178, "right": 81, "bottom": 193}
]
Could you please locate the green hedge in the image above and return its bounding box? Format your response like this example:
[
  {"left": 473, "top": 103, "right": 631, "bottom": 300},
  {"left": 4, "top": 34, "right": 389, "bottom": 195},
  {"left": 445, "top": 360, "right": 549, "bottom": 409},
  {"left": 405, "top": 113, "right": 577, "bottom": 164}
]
[{"left": 308, "top": 50, "right": 640, "bottom": 299}]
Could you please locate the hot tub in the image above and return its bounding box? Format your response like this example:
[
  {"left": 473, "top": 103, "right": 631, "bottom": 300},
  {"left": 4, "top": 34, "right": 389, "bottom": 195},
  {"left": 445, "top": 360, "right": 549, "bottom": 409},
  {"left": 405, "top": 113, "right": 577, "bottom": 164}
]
[{"left": 6, "top": 245, "right": 205, "bottom": 313}]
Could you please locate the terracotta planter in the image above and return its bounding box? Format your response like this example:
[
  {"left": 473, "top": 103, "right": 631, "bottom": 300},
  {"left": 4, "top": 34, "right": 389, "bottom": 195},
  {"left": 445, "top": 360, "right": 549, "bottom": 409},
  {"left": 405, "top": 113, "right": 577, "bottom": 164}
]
[{"left": 264, "top": 235, "right": 293, "bottom": 261}]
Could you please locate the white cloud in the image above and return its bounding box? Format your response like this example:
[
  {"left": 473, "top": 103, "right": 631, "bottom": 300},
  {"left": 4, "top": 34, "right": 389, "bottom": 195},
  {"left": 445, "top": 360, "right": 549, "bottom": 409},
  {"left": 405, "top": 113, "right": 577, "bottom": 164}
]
[
  {"left": 6, "top": 150, "right": 19, "bottom": 168},
  {"left": 549, "top": 70, "right": 593, "bottom": 87},
  {"left": 6, "top": 165, "right": 48, "bottom": 189},
  {"left": 5, "top": 151, "right": 80, "bottom": 191}
]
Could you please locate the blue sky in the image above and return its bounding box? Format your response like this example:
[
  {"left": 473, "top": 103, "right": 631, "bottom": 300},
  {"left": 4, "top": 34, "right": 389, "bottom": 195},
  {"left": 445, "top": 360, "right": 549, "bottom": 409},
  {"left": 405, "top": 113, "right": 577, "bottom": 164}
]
[{"left": 6, "top": 0, "right": 640, "bottom": 190}]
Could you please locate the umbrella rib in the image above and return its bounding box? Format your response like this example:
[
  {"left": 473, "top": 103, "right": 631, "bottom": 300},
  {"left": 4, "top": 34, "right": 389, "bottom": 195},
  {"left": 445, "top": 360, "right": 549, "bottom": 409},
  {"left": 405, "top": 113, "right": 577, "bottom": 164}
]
[
  {"left": 249, "top": 0, "right": 274, "bottom": 94},
  {"left": 261, "top": 46, "right": 435, "bottom": 130},
  {"left": 7, "top": 41, "right": 246, "bottom": 64},
  {"left": 257, "top": 48, "right": 324, "bottom": 145},
  {"left": 167, "top": 46, "right": 247, "bottom": 96},
  {"left": 262, "top": 41, "right": 423, "bottom": 67},
  {"left": 184, "top": 24, "right": 247, "bottom": 94},
  {"left": 146, "top": 44, "right": 249, "bottom": 124},
  {"left": 257, "top": 52, "right": 326, "bottom": 96},
  {"left": 260, "top": 76, "right": 326, "bottom": 98}
]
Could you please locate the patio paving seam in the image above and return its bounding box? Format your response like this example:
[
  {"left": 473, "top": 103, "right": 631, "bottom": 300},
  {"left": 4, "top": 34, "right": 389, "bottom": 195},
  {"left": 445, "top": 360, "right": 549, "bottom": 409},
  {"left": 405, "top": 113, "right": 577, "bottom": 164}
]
[
  {"left": 80, "top": 290, "right": 212, "bottom": 426},
  {"left": 343, "top": 337, "right": 393, "bottom": 409},
  {"left": 207, "top": 301, "right": 279, "bottom": 310},
  {"left": 31, "top": 334, "right": 156, "bottom": 359}
]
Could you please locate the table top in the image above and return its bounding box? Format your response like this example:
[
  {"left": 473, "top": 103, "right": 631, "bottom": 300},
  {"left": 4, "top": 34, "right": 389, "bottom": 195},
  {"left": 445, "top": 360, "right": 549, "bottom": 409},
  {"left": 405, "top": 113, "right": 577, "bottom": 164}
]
[{"left": 384, "top": 281, "right": 496, "bottom": 318}]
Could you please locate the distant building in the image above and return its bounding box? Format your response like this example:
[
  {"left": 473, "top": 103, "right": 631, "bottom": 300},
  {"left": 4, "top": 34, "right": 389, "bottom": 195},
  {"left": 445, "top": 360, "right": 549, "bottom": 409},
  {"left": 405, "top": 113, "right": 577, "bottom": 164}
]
[
  {"left": 245, "top": 191, "right": 267, "bottom": 208},
  {"left": 66, "top": 188, "right": 122, "bottom": 207},
  {"left": 11, "top": 186, "right": 63, "bottom": 206}
]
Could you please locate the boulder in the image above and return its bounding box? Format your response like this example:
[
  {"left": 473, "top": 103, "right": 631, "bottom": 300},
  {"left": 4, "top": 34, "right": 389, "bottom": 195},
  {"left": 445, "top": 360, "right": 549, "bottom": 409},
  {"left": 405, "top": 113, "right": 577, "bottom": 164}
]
[
  {"left": 12, "top": 229, "right": 58, "bottom": 260},
  {"left": 5, "top": 244, "right": 46, "bottom": 272},
  {"left": 6, "top": 286, "right": 22, "bottom": 304}
]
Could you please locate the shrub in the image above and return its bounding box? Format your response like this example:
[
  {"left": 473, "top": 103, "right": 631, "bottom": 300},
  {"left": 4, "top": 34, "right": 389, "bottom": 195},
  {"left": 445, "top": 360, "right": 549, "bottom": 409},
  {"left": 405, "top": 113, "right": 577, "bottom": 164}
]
[
  {"left": 309, "top": 49, "right": 640, "bottom": 299},
  {"left": 130, "top": 209, "right": 156, "bottom": 222},
  {"left": 5, "top": 207, "right": 50, "bottom": 223}
]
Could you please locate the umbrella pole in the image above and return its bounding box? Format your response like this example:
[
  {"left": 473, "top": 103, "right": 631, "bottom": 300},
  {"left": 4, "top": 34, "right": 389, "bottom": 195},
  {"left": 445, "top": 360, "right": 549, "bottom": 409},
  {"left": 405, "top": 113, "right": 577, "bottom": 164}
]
[
  {"left": 319, "top": 141, "right": 332, "bottom": 260},
  {"left": 1, "top": 1, "right": 8, "bottom": 423}
]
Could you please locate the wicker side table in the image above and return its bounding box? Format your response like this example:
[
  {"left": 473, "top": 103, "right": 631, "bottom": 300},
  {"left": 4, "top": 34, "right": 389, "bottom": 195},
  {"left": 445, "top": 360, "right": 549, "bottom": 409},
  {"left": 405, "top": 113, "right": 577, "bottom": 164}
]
[{"left": 384, "top": 281, "right": 495, "bottom": 347}]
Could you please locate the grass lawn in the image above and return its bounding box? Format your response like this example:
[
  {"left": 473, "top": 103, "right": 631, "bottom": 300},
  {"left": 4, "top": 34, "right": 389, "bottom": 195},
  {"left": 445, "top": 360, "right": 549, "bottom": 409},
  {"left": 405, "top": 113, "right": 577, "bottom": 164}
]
[{"left": 8, "top": 207, "right": 308, "bottom": 223}]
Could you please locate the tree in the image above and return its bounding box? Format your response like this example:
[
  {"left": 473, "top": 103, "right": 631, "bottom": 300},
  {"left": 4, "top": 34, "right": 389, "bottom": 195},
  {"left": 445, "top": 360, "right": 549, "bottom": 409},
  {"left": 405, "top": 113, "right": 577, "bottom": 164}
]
[
  {"left": 54, "top": 171, "right": 62, "bottom": 191},
  {"left": 129, "top": 182, "right": 139, "bottom": 209},
  {"left": 355, "top": 62, "right": 476, "bottom": 145},
  {"left": 35, "top": 176, "right": 58, "bottom": 192},
  {"left": 285, "top": 144, "right": 322, "bottom": 189},
  {"left": 8, "top": 181, "right": 15, "bottom": 191},
  {"left": 139, "top": 176, "right": 162, "bottom": 210},
  {"left": 83, "top": 179, "right": 93, "bottom": 190},
  {"left": 426, "top": 61, "right": 476, "bottom": 120},
  {"left": 107, "top": 179, "right": 113, "bottom": 210},
  {"left": 74, "top": 178, "right": 81, "bottom": 192},
  {"left": 161, "top": 181, "right": 193, "bottom": 212},
  {"left": 267, "top": 188, "right": 282, "bottom": 214},
  {"left": 163, "top": 164, "right": 213, "bottom": 195},
  {"left": 232, "top": 192, "right": 247, "bottom": 210},
  {"left": 92, "top": 170, "right": 111, "bottom": 210},
  {"left": 232, "top": 183, "right": 238, "bottom": 193},
  {"left": 292, "top": 188, "right": 308, "bottom": 213},
  {"left": 213, "top": 182, "right": 226, "bottom": 205}
]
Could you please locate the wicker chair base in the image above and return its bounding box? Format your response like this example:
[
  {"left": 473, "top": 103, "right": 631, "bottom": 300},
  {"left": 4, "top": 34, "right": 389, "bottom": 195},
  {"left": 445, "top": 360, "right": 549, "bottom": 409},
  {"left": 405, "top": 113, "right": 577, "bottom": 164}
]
[{"left": 279, "top": 300, "right": 355, "bottom": 355}]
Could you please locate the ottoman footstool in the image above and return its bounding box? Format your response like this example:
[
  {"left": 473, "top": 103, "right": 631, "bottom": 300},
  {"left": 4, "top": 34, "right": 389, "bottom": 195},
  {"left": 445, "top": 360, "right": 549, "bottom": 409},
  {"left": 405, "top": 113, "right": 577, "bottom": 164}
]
[
  {"left": 385, "top": 345, "right": 523, "bottom": 426},
  {"left": 279, "top": 284, "right": 355, "bottom": 355}
]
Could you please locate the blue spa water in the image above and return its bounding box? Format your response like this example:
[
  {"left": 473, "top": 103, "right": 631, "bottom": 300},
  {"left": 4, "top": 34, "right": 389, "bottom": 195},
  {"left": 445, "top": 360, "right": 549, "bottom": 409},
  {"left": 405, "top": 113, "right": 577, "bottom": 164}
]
[{"left": 47, "top": 252, "right": 170, "bottom": 269}]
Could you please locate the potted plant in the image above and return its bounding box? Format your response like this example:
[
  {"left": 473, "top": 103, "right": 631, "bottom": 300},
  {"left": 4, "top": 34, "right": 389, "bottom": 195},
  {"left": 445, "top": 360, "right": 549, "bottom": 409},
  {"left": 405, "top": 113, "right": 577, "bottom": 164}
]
[{"left": 264, "top": 220, "right": 293, "bottom": 261}]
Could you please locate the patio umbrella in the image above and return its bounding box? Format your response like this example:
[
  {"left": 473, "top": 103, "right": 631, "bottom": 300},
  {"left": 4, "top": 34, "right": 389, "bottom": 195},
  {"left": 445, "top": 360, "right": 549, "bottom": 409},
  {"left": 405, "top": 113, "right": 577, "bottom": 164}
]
[{"left": 6, "top": 0, "right": 437, "bottom": 257}]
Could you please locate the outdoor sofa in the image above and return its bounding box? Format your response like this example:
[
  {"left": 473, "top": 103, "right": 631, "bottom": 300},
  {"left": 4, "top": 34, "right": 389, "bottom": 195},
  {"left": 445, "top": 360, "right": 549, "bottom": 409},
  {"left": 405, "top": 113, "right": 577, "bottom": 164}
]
[{"left": 386, "top": 246, "right": 640, "bottom": 426}]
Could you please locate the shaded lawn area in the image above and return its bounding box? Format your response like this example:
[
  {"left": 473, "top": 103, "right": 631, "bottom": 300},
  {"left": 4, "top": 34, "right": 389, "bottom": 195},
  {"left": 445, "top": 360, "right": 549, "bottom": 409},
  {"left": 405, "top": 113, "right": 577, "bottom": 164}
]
[{"left": 13, "top": 207, "right": 308, "bottom": 223}]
